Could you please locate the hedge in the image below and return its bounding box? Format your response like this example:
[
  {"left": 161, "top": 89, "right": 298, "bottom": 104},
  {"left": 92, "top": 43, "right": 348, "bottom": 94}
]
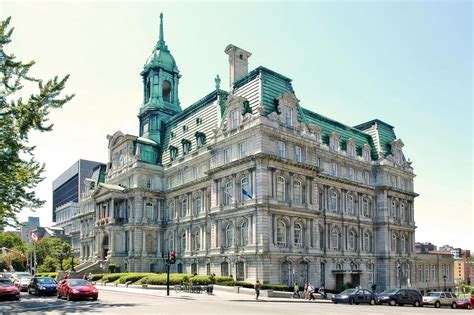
[
  {"left": 91, "top": 274, "right": 104, "bottom": 281},
  {"left": 116, "top": 273, "right": 156, "bottom": 284},
  {"left": 213, "top": 276, "right": 233, "bottom": 283},
  {"left": 138, "top": 274, "right": 193, "bottom": 285},
  {"left": 189, "top": 275, "right": 213, "bottom": 285},
  {"left": 100, "top": 273, "right": 129, "bottom": 283},
  {"left": 218, "top": 281, "right": 254, "bottom": 288},
  {"left": 35, "top": 272, "right": 57, "bottom": 278},
  {"left": 261, "top": 284, "right": 291, "bottom": 292}
]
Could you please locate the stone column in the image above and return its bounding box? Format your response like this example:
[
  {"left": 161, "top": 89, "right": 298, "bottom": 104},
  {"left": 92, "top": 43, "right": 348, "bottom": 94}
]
[
  {"left": 252, "top": 214, "right": 257, "bottom": 245},
  {"left": 142, "top": 230, "right": 147, "bottom": 256},
  {"left": 232, "top": 174, "right": 237, "bottom": 205},
  {"left": 306, "top": 219, "right": 311, "bottom": 248},
  {"left": 110, "top": 198, "right": 115, "bottom": 218}
]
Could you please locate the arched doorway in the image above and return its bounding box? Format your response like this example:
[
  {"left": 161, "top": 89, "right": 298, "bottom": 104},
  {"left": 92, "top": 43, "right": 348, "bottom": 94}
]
[{"left": 102, "top": 234, "right": 109, "bottom": 260}]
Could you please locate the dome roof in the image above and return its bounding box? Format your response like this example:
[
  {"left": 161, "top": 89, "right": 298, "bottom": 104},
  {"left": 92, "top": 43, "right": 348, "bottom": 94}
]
[{"left": 145, "top": 46, "right": 178, "bottom": 73}]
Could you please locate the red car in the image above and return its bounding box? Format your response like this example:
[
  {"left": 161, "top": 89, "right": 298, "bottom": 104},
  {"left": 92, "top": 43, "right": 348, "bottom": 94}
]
[
  {"left": 57, "top": 279, "right": 98, "bottom": 301},
  {"left": 0, "top": 278, "right": 20, "bottom": 300},
  {"left": 457, "top": 297, "right": 474, "bottom": 310}
]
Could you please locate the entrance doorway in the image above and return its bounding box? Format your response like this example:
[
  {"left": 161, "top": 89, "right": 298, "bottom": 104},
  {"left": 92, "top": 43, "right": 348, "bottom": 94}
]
[
  {"left": 335, "top": 274, "right": 344, "bottom": 292},
  {"left": 102, "top": 235, "right": 109, "bottom": 260},
  {"left": 351, "top": 273, "right": 360, "bottom": 287}
]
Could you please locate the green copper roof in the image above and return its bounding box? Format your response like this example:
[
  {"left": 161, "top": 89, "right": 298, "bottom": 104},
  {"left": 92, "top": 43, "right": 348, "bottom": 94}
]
[
  {"left": 354, "top": 119, "right": 397, "bottom": 156},
  {"left": 144, "top": 13, "right": 178, "bottom": 73}
]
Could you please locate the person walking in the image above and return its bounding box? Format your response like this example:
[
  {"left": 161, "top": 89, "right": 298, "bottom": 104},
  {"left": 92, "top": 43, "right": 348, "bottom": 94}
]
[
  {"left": 303, "top": 283, "right": 308, "bottom": 299},
  {"left": 308, "top": 283, "right": 315, "bottom": 300},
  {"left": 293, "top": 282, "right": 300, "bottom": 299},
  {"left": 254, "top": 280, "right": 261, "bottom": 300}
]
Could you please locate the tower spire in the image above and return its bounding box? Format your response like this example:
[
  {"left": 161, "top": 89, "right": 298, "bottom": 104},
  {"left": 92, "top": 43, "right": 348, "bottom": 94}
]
[{"left": 156, "top": 12, "right": 168, "bottom": 50}]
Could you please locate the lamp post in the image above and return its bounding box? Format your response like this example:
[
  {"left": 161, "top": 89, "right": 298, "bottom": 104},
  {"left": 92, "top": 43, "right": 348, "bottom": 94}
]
[
  {"left": 397, "top": 263, "right": 402, "bottom": 288},
  {"left": 443, "top": 275, "right": 447, "bottom": 292}
]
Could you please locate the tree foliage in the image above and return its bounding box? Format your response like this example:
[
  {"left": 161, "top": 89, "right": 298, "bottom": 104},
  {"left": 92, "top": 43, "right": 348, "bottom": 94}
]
[
  {"left": 35, "top": 237, "right": 71, "bottom": 268},
  {"left": 0, "top": 17, "right": 74, "bottom": 227}
]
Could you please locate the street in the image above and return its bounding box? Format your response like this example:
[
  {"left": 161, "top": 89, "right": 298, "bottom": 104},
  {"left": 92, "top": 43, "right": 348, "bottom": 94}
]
[{"left": 0, "top": 287, "right": 470, "bottom": 315}]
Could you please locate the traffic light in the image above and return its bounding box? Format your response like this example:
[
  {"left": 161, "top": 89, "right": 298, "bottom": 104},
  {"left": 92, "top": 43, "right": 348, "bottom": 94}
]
[{"left": 169, "top": 250, "right": 176, "bottom": 264}]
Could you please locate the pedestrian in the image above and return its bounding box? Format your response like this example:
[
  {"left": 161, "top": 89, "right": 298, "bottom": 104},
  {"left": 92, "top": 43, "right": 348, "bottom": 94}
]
[
  {"left": 304, "top": 283, "right": 309, "bottom": 299},
  {"left": 318, "top": 284, "right": 327, "bottom": 300},
  {"left": 254, "top": 280, "right": 261, "bottom": 300},
  {"left": 293, "top": 282, "right": 300, "bottom": 299},
  {"left": 308, "top": 283, "right": 315, "bottom": 300}
]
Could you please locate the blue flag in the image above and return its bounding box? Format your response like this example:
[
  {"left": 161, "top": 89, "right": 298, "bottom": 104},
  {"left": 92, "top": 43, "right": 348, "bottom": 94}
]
[{"left": 242, "top": 188, "right": 253, "bottom": 199}]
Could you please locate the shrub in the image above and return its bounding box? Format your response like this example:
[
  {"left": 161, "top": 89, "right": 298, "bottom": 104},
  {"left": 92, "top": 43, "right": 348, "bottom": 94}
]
[
  {"left": 261, "top": 284, "right": 291, "bottom": 292},
  {"left": 138, "top": 273, "right": 193, "bottom": 285},
  {"left": 35, "top": 272, "right": 57, "bottom": 278},
  {"left": 91, "top": 274, "right": 104, "bottom": 281},
  {"left": 471, "top": 288, "right": 474, "bottom": 296},
  {"left": 213, "top": 276, "right": 233, "bottom": 283},
  {"left": 117, "top": 273, "right": 155, "bottom": 284},
  {"left": 108, "top": 264, "right": 117, "bottom": 273},
  {"left": 190, "top": 275, "right": 213, "bottom": 285},
  {"left": 101, "top": 273, "right": 128, "bottom": 283}
]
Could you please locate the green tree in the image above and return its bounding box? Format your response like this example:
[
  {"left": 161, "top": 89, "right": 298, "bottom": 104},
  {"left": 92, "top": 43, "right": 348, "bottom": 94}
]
[
  {"left": 0, "top": 232, "right": 26, "bottom": 251},
  {"left": 35, "top": 237, "right": 70, "bottom": 268},
  {"left": 0, "top": 17, "right": 74, "bottom": 227},
  {"left": 37, "top": 255, "right": 58, "bottom": 273}
]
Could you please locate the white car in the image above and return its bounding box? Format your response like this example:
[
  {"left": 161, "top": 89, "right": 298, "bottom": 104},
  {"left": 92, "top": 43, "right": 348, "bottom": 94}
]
[
  {"left": 422, "top": 291, "right": 458, "bottom": 308},
  {"left": 14, "top": 273, "right": 33, "bottom": 292}
]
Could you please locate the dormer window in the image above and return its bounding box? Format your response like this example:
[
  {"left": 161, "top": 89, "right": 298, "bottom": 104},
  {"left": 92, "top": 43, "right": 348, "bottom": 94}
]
[
  {"left": 162, "top": 80, "right": 172, "bottom": 102},
  {"left": 182, "top": 125, "right": 188, "bottom": 133},
  {"left": 347, "top": 139, "right": 355, "bottom": 157},
  {"left": 170, "top": 131, "right": 175, "bottom": 139},
  {"left": 285, "top": 107, "right": 293, "bottom": 127},
  {"left": 182, "top": 139, "right": 191, "bottom": 155},
  {"left": 169, "top": 146, "right": 178, "bottom": 161},
  {"left": 329, "top": 133, "right": 340, "bottom": 151},
  {"left": 195, "top": 132, "right": 206, "bottom": 149},
  {"left": 230, "top": 110, "right": 239, "bottom": 129},
  {"left": 362, "top": 144, "right": 371, "bottom": 162}
]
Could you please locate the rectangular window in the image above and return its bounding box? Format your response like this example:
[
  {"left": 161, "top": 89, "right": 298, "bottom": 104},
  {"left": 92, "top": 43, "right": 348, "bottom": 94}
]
[
  {"left": 295, "top": 146, "right": 302, "bottom": 162},
  {"left": 224, "top": 147, "right": 232, "bottom": 164},
  {"left": 363, "top": 150, "right": 370, "bottom": 162},
  {"left": 332, "top": 163, "right": 338, "bottom": 177},
  {"left": 316, "top": 157, "right": 321, "bottom": 167},
  {"left": 349, "top": 167, "right": 354, "bottom": 180},
  {"left": 231, "top": 110, "right": 239, "bottom": 129},
  {"left": 364, "top": 172, "right": 370, "bottom": 185},
  {"left": 192, "top": 167, "right": 197, "bottom": 180},
  {"left": 239, "top": 142, "right": 246, "bottom": 158},
  {"left": 285, "top": 107, "right": 293, "bottom": 127},
  {"left": 277, "top": 141, "right": 286, "bottom": 158},
  {"left": 143, "top": 122, "right": 149, "bottom": 135},
  {"left": 180, "top": 171, "right": 185, "bottom": 184}
]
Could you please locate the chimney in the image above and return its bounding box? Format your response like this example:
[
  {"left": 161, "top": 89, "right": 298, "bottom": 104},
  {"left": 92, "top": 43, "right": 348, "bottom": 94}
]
[{"left": 225, "top": 44, "right": 252, "bottom": 90}]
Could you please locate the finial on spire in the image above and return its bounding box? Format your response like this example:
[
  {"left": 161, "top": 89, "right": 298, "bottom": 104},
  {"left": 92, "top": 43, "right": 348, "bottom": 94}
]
[
  {"left": 215, "top": 74, "right": 221, "bottom": 90},
  {"left": 156, "top": 12, "right": 167, "bottom": 50}
]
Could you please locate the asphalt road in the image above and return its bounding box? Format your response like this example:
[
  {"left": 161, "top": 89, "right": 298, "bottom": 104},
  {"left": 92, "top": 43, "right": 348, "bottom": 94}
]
[{"left": 0, "top": 288, "right": 470, "bottom": 315}]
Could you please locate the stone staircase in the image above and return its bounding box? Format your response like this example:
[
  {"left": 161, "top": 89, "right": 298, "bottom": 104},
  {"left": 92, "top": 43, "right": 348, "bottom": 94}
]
[{"left": 73, "top": 260, "right": 107, "bottom": 278}]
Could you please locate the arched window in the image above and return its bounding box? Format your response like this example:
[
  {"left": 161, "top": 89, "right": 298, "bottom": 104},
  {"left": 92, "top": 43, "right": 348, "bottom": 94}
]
[
  {"left": 331, "top": 227, "right": 340, "bottom": 250},
  {"left": 225, "top": 180, "right": 233, "bottom": 205},
  {"left": 294, "top": 222, "right": 303, "bottom": 247},
  {"left": 236, "top": 261, "right": 245, "bottom": 281},
  {"left": 193, "top": 229, "right": 200, "bottom": 251},
  {"left": 191, "top": 263, "right": 197, "bottom": 275},
  {"left": 363, "top": 198, "right": 370, "bottom": 217},
  {"left": 346, "top": 194, "right": 354, "bottom": 215},
  {"left": 167, "top": 200, "right": 175, "bottom": 221},
  {"left": 241, "top": 221, "right": 249, "bottom": 246},
  {"left": 276, "top": 221, "right": 287, "bottom": 246},
  {"left": 225, "top": 223, "right": 234, "bottom": 247},
  {"left": 400, "top": 203, "right": 405, "bottom": 221},
  {"left": 277, "top": 176, "right": 286, "bottom": 202},
  {"left": 363, "top": 232, "right": 371, "bottom": 252},
  {"left": 293, "top": 180, "right": 302, "bottom": 205},
  {"left": 401, "top": 235, "right": 406, "bottom": 254},
  {"left": 167, "top": 232, "right": 174, "bottom": 252},
  {"left": 391, "top": 201, "right": 396, "bottom": 218},
  {"left": 162, "top": 80, "right": 171, "bottom": 102},
  {"left": 181, "top": 198, "right": 188, "bottom": 217},
  {"left": 180, "top": 231, "right": 186, "bottom": 253},
  {"left": 221, "top": 262, "right": 229, "bottom": 276},
  {"left": 348, "top": 230, "right": 356, "bottom": 251},
  {"left": 194, "top": 192, "right": 201, "bottom": 216},
  {"left": 329, "top": 191, "right": 338, "bottom": 212},
  {"left": 391, "top": 233, "right": 397, "bottom": 252},
  {"left": 145, "top": 202, "right": 153, "bottom": 220},
  {"left": 241, "top": 176, "right": 250, "bottom": 201}
]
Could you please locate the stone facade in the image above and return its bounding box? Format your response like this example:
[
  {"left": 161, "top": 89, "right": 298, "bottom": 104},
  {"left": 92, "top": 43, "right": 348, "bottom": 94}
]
[
  {"left": 413, "top": 253, "right": 455, "bottom": 294},
  {"left": 78, "top": 14, "right": 419, "bottom": 291}
]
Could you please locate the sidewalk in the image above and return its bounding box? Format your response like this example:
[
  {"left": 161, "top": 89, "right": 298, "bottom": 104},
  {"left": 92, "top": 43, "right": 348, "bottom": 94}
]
[{"left": 96, "top": 283, "right": 333, "bottom": 304}]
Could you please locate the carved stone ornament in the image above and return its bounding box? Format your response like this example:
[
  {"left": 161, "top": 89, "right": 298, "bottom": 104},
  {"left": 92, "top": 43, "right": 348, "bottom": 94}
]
[
  {"left": 268, "top": 111, "right": 279, "bottom": 121},
  {"left": 307, "top": 123, "right": 321, "bottom": 134}
]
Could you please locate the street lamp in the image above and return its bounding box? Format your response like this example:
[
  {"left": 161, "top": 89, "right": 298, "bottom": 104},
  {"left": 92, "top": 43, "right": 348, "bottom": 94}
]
[{"left": 443, "top": 275, "right": 447, "bottom": 292}]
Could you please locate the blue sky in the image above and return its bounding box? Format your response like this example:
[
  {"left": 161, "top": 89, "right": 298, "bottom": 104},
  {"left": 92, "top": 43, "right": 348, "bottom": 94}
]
[{"left": 2, "top": 1, "right": 472, "bottom": 250}]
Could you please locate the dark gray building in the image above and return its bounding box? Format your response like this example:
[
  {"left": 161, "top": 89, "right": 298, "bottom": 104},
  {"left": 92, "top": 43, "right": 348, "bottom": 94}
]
[{"left": 52, "top": 159, "right": 105, "bottom": 222}]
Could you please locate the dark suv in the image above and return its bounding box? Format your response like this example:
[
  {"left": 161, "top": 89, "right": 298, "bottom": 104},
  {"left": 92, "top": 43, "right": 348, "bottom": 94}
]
[{"left": 376, "top": 288, "right": 423, "bottom": 307}]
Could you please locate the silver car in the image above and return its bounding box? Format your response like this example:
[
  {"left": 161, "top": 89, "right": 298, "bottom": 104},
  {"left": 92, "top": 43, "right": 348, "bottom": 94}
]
[
  {"left": 13, "top": 272, "right": 32, "bottom": 292},
  {"left": 422, "top": 291, "right": 458, "bottom": 308}
]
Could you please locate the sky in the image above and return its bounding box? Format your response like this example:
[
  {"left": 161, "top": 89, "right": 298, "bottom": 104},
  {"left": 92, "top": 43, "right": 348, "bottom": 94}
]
[{"left": 2, "top": 1, "right": 472, "bottom": 251}]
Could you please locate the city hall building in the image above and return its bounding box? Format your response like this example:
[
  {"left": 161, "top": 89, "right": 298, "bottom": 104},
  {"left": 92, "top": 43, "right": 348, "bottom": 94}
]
[{"left": 78, "top": 14, "right": 418, "bottom": 291}]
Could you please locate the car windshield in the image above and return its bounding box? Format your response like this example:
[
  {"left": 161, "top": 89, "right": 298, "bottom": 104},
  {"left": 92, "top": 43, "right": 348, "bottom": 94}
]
[
  {"left": 68, "top": 280, "right": 90, "bottom": 287},
  {"left": 37, "top": 278, "right": 56, "bottom": 284},
  {"left": 15, "top": 273, "right": 31, "bottom": 277},
  {"left": 381, "top": 289, "right": 398, "bottom": 294},
  {"left": 0, "top": 280, "right": 13, "bottom": 287},
  {"left": 2, "top": 274, "right": 12, "bottom": 279},
  {"left": 427, "top": 292, "right": 441, "bottom": 297},
  {"left": 339, "top": 289, "right": 356, "bottom": 295}
]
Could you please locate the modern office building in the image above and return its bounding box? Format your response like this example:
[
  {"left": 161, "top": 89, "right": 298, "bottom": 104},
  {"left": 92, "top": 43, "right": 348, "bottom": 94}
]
[
  {"left": 78, "top": 14, "right": 419, "bottom": 291},
  {"left": 52, "top": 159, "right": 105, "bottom": 222}
]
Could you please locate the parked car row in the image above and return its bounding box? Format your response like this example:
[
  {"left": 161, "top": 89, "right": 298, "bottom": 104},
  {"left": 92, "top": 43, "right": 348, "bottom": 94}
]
[
  {"left": 332, "top": 287, "right": 474, "bottom": 310},
  {"left": 0, "top": 275, "right": 99, "bottom": 302}
]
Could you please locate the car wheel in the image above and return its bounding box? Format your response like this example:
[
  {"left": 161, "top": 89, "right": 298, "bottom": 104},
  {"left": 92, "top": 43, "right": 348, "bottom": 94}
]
[
  {"left": 451, "top": 302, "right": 457, "bottom": 309},
  {"left": 414, "top": 301, "right": 420, "bottom": 307},
  {"left": 467, "top": 304, "right": 472, "bottom": 310},
  {"left": 370, "top": 299, "right": 375, "bottom": 306},
  {"left": 435, "top": 301, "right": 440, "bottom": 308},
  {"left": 333, "top": 301, "right": 338, "bottom": 304},
  {"left": 66, "top": 293, "right": 71, "bottom": 301},
  {"left": 389, "top": 299, "right": 397, "bottom": 306},
  {"left": 349, "top": 298, "right": 354, "bottom": 305},
  {"left": 92, "top": 297, "right": 98, "bottom": 301}
]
